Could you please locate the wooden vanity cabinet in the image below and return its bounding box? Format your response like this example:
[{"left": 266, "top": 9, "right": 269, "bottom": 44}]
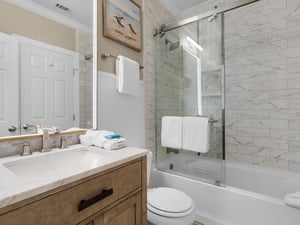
[
  {"left": 0, "top": 156, "right": 147, "bottom": 225},
  {"left": 80, "top": 192, "right": 141, "bottom": 225}
]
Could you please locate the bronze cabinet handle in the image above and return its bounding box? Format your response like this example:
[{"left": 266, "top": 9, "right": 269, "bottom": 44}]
[{"left": 78, "top": 188, "right": 113, "bottom": 212}]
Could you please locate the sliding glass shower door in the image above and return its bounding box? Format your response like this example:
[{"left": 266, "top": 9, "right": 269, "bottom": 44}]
[{"left": 155, "top": 14, "right": 225, "bottom": 185}]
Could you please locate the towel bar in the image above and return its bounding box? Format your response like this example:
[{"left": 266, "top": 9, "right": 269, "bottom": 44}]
[
  {"left": 101, "top": 53, "right": 144, "bottom": 70},
  {"left": 209, "top": 119, "right": 218, "bottom": 124},
  {"left": 197, "top": 115, "right": 218, "bottom": 124}
]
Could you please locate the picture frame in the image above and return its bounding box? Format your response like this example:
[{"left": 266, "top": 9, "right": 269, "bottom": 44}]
[{"left": 103, "top": 0, "right": 142, "bottom": 51}]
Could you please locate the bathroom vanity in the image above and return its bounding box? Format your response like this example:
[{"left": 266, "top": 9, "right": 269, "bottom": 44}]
[{"left": 0, "top": 145, "right": 148, "bottom": 225}]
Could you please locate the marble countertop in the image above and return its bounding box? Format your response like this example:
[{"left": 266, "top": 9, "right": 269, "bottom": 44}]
[{"left": 0, "top": 144, "right": 148, "bottom": 209}]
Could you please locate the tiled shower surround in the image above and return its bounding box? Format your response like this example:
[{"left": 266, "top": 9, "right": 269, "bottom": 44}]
[
  {"left": 151, "top": 0, "right": 300, "bottom": 172},
  {"left": 224, "top": 0, "right": 300, "bottom": 171},
  {"left": 154, "top": 13, "right": 224, "bottom": 161},
  {"left": 143, "top": 0, "right": 173, "bottom": 155},
  {"left": 77, "top": 31, "right": 93, "bottom": 129}
]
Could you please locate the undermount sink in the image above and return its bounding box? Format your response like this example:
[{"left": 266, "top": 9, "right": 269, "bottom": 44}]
[{"left": 2, "top": 146, "right": 108, "bottom": 178}]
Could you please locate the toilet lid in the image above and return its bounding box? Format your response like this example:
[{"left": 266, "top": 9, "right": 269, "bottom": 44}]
[{"left": 147, "top": 187, "right": 194, "bottom": 214}]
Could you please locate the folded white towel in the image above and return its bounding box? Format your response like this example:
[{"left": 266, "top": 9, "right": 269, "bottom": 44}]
[
  {"left": 80, "top": 130, "right": 127, "bottom": 150},
  {"left": 285, "top": 191, "right": 300, "bottom": 209},
  {"left": 116, "top": 55, "right": 140, "bottom": 96},
  {"left": 79, "top": 130, "right": 102, "bottom": 146},
  {"left": 161, "top": 116, "right": 183, "bottom": 149},
  {"left": 103, "top": 138, "right": 126, "bottom": 150},
  {"left": 182, "top": 117, "right": 210, "bottom": 153},
  {"left": 93, "top": 130, "right": 114, "bottom": 147}
]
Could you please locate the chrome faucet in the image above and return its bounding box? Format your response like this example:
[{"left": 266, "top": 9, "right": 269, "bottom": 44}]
[
  {"left": 41, "top": 128, "right": 51, "bottom": 153},
  {"left": 60, "top": 136, "right": 68, "bottom": 149},
  {"left": 23, "top": 124, "right": 41, "bottom": 134}
]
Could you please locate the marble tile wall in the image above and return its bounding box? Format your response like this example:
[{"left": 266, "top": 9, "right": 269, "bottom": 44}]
[
  {"left": 143, "top": 0, "right": 173, "bottom": 158},
  {"left": 77, "top": 31, "right": 93, "bottom": 129},
  {"left": 224, "top": 0, "right": 300, "bottom": 172}
]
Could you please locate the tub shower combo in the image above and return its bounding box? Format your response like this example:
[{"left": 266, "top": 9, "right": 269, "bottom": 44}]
[{"left": 153, "top": 0, "right": 300, "bottom": 224}]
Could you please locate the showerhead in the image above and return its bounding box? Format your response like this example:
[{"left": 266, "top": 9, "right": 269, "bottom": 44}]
[{"left": 165, "top": 39, "right": 180, "bottom": 51}]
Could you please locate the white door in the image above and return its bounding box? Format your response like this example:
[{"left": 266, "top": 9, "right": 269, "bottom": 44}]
[
  {"left": 20, "top": 41, "right": 75, "bottom": 134},
  {"left": 0, "top": 32, "right": 19, "bottom": 136}
]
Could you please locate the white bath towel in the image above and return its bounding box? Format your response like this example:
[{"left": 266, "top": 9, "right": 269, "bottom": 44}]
[
  {"left": 116, "top": 55, "right": 140, "bottom": 96},
  {"left": 285, "top": 191, "right": 300, "bottom": 209},
  {"left": 161, "top": 116, "right": 183, "bottom": 149},
  {"left": 182, "top": 117, "right": 210, "bottom": 153}
]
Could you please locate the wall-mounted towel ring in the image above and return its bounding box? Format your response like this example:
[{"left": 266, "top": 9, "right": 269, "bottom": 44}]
[{"left": 101, "top": 53, "right": 144, "bottom": 70}]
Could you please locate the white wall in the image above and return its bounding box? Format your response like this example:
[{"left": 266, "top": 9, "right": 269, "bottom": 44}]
[{"left": 98, "top": 71, "right": 145, "bottom": 148}]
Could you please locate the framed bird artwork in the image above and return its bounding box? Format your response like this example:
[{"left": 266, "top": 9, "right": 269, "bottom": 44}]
[{"left": 103, "top": 0, "right": 142, "bottom": 51}]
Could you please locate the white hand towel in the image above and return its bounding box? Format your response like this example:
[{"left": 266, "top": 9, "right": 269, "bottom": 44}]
[
  {"left": 93, "top": 130, "right": 114, "bottom": 147},
  {"left": 116, "top": 55, "right": 140, "bottom": 96},
  {"left": 161, "top": 116, "right": 183, "bottom": 149},
  {"left": 79, "top": 130, "right": 102, "bottom": 146},
  {"left": 285, "top": 191, "right": 300, "bottom": 209},
  {"left": 182, "top": 117, "right": 210, "bottom": 153},
  {"left": 103, "top": 138, "right": 126, "bottom": 150}
]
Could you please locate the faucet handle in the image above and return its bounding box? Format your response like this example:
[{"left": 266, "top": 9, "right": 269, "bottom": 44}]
[
  {"left": 60, "top": 136, "right": 68, "bottom": 149},
  {"left": 21, "top": 143, "right": 32, "bottom": 156}
]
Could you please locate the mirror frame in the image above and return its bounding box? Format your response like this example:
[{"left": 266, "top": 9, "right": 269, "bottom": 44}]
[{"left": 0, "top": 0, "right": 98, "bottom": 141}]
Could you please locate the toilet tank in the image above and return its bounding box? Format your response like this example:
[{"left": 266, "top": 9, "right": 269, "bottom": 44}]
[{"left": 147, "top": 151, "right": 153, "bottom": 186}]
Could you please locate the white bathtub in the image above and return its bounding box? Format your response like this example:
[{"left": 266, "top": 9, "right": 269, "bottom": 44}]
[{"left": 153, "top": 153, "right": 300, "bottom": 225}]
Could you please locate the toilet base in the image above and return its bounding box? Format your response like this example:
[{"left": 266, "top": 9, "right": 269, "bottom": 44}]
[{"left": 147, "top": 209, "right": 195, "bottom": 225}]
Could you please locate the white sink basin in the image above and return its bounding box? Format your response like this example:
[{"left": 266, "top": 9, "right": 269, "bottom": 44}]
[{"left": 3, "top": 147, "right": 108, "bottom": 178}]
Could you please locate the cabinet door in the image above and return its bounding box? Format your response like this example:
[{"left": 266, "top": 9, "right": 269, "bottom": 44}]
[
  {"left": 80, "top": 216, "right": 103, "bottom": 225},
  {"left": 104, "top": 193, "right": 141, "bottom": 225}
]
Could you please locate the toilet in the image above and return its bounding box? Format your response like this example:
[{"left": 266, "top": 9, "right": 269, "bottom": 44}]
[{"left": 147, "top": 151, "right": 196, "bottom": 225}]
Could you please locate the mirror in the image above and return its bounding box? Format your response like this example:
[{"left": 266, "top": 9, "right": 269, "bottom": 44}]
[{"left": 0, "top": 0, "right": 96, "bottom": 137}]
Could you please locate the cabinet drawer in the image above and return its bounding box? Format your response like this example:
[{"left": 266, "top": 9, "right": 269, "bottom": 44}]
[{"left": 0, "top": 161, "right": 142, "bottom": 225}]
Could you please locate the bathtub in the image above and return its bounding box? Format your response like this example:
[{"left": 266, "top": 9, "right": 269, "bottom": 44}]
[{"left": 153, "top": 153, "right": 300, "bottom": 225}]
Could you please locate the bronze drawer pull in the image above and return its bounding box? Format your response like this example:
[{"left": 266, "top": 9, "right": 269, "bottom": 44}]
[{"left": 78, "top": 188, "right": 113, "bottom": 212}]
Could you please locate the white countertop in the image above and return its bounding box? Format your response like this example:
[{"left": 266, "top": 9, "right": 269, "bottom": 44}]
[{"left": 0, "top": 144, "right": 148, "bottom": 209}]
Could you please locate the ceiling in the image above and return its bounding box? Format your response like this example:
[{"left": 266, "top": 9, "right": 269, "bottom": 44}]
[
  {"left": 159, "top": 0, "right": 208, "bottom": 15},
  {"left": 28, "top": 0, "right": 205, "bottom": 28},
  {"left": 30, "top": 0, "right": 93, "bottom": 28}
]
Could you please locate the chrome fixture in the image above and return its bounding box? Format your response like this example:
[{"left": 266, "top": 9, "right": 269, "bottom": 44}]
[
  {"left": 8, "top": 125, "right": 17, "bottom": 132},
  {"left": 208, "top": 13, "right": 217, "bottom": 22},
  {"left": 153, "top": 24, "right": 167, "bottom": 37},
  {"left": 21, "top": 143, "right": 32, "bottom": 156},
  {"left": 60, "top": 136, "right": 68, "bottom": 149},
  {"left": 165, "top": 39, "right": 180, "bottom": 51},
  {"left": 41, "top": 129, "right": 51, "bottom": 153},
  {"left": 101, "top": 53, "right": 144, "bottom": 69},
  {"left": 23, "top": 124, "right": 41, "bottom": 134},
  {"left": 166, "top": 148, "right": 180, "bottom": 154},
  {"left": 85, "top": 53, "right": 93, "bottom": 60},
  {"left": 209, "top": 119, "right": 218, "bottom": 124},
  {"left": 154, "top": 0, "right": 258, "bottom": 35}
]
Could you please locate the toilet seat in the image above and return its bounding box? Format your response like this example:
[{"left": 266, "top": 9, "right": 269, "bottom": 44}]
[{"left": 147, "top": 187, "right": 194, "bottom": 218}]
